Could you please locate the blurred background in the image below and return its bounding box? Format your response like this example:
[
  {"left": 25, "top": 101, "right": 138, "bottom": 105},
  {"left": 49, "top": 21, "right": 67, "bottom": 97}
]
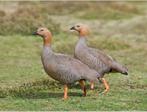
[{"left": 0, "top": 1, "right": 147, "bottom": 111}]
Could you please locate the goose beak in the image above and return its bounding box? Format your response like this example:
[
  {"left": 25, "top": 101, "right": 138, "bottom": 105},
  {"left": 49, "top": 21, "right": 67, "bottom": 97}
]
[
  {"left": 70, "top": 26, "right": 75, "bottom": 30},
  {"left": 32, "top": 31, "right": 38, "bottom": 35}
]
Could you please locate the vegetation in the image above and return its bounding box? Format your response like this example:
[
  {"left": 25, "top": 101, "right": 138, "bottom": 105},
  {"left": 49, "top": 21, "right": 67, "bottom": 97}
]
[
  {"left": 0, "top": 1, "right": 147, "bottom": 111},
  {"left": 0, "top": 3, "right": 60, "bottom": 35}
]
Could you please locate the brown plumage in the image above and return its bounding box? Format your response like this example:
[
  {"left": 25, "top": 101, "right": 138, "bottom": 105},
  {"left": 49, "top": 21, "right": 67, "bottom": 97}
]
[
  {"left": 33, "top": 27, "right": 100, "bottom": 99},
  {"left": 70, "top": 23, "right": 128, "bottom": 93}
]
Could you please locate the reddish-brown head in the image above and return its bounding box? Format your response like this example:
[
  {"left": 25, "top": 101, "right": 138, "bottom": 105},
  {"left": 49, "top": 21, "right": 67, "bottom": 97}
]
[
  {"left": 70, "top": 23, "right": 89, "bottom": 37},
  {"left": 33, "top": 27, "right": 52, "bottom": 46}
]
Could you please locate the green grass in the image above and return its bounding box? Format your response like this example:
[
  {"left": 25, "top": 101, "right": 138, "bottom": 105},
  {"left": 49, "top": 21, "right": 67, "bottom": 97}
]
[{"left": 0, "top": 34, "right": 147, "bottom": 111}]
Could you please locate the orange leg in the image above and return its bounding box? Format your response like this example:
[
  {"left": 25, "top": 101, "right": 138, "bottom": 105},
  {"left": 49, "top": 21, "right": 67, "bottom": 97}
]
[
  {"left": 63, "top": 84, "right": 68, "bottom": 100},
  {"left": 90, "top": 81, "right": 94, "bottom": 90},
  {"left": 79, "top": 80, "right": 86, "bottom": 96},
  {"left": 101, "top": 78, "right": 110, "bottom": 94}
]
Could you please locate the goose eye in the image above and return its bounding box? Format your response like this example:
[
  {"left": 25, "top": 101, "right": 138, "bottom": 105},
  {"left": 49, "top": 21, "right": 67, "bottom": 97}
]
[{"left": 77, "top": 25, "right": 80, "bottom": 27}]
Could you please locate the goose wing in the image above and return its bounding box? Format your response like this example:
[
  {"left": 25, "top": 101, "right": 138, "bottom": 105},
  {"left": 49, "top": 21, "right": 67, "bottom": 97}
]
[{"left": 51, "top": 53, "right": 99, "bottom": 83}]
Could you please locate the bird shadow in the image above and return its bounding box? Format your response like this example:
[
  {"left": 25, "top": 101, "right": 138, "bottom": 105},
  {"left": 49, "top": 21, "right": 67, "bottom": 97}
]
[
  {"left": 15, "top": 91, "right": 84, "bottom": 99},
  {"left": 13, "top": 84, "right": 86, "bottom": 99},
  {"left": 5, "top": 81, "right": 103, "bottom": 99}
]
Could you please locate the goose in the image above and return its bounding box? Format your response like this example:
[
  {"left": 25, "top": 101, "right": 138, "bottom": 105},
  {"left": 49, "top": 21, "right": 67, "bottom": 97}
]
[
  {"left": 70, "top": 23, "right": 128, "bottom": 93},
  {"left": 33, "top": 27, "right": 100, "bottom": 99}
]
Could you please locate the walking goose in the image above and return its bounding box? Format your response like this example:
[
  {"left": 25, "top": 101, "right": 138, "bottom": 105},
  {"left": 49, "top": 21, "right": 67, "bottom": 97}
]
[
  {"left": 33, "top": 27, "right": 100, "bottom": 99},
  {"left": 70, "top": 23, "right": 128, "bottom": 93}
]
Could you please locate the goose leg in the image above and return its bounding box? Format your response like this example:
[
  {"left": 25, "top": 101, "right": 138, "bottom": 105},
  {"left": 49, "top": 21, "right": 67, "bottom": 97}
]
[
  {"left": 90, "top": 81, "right": 94, "bottom": 90},
  {"left": 101, "top": 78, "right": 110, "bottom": 94},
  {"left": 79, "top": 80, "right": 86, "bottom": 96},
  {"left": 63, "top": 84, "right": 68, "bottom": 100}
]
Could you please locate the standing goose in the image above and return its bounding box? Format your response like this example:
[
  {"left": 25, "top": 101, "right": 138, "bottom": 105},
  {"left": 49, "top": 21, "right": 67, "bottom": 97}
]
[
  {"left": 70, "top": 23, "right": 128, "bottom": 93},
  {"left": 33, "top": 27, "right": 100, "bottom": 99}
]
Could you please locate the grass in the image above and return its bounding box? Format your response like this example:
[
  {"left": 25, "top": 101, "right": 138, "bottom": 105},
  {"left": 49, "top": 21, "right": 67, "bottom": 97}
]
[
  {"left": 0, "top": 33, "right": 147, "bottom": 111},
  {"left": 0, "top": 1, "right": 147, "bottom": 111},
  {"left": 75, "top": 7, "right": 137, "bottom": 20}
]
